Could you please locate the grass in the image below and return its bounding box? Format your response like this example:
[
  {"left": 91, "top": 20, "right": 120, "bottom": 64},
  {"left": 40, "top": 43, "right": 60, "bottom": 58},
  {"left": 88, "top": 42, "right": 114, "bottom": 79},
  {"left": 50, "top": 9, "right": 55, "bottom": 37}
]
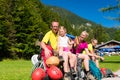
[
  {"left": 0, "top": 59, "right": 32, "bottom": 80},
  {"left": 100, "top": 55, "right": 120, "bottom": 72},
  {"left": 0, "top": 56, "right": 120, "bottom": 80}
]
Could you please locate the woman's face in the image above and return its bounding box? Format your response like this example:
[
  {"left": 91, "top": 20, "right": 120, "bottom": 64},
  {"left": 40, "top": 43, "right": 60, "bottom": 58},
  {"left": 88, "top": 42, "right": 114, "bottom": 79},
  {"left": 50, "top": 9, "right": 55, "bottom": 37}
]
[{"left": 79, "top": 32, "right": 87, "bottom": 41}]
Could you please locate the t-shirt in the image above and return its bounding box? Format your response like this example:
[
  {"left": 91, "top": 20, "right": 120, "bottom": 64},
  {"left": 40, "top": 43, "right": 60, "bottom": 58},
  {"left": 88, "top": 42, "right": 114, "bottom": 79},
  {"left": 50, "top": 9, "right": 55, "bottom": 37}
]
[
  {"left": 74, "top": 41, "right": 88, "bottom": 54},
  {"left": 58, "top": 36, "right": 69, "bottom": 47},
  {"left": 88, "top": 43, "right": 93, "bottom": 51},
  {"left": 83, "top": 43, "right": 93, "bottom": 54},
  {"left": 58, "top": 36, "right": 70, "bottom": 52},
  {"left": 42, "top": 30, "right": 58, "bottom": 50}
]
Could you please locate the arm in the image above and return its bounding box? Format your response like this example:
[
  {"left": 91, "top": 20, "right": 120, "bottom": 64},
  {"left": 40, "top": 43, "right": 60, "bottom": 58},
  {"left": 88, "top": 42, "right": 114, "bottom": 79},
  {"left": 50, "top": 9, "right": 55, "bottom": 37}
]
[
  {"left": 57, "top": 36, "right": 64, "bottom": 56},
  {"left": 88, "top": 44, "right": 104, "bottom": 60},
  {"left": 84, "top": 48, "right": 94, "bottom": 57},
  {"left": 68, "top": 38, "right": 74, "bottom": 50},
  {"left": 40, "top": 32, "right": 52, "bottom": 58},
  {"left": 40, "top": 41, "right": 51, "bottom": 58}
]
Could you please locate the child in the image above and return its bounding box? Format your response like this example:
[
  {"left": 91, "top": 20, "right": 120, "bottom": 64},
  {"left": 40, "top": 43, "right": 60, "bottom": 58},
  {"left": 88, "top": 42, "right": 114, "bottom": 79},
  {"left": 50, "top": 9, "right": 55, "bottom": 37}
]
[
  {"left": 58, "top": 26, "right": 74, "bottom": 55},
  {"left": 57, "top": 26, "right": 77, "bottom": 77}
]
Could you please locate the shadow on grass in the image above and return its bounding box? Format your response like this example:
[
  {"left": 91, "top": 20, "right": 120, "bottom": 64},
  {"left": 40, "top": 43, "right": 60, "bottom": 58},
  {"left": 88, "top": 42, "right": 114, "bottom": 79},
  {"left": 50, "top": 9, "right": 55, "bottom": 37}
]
[{"left": 101, "top": 61, "right": 120, "bottom": 63}]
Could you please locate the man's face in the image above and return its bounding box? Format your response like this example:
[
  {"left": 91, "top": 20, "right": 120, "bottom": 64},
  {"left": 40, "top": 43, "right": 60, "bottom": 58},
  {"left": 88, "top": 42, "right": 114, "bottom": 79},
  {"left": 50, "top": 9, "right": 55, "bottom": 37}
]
[{"left": 51, "top": 22, "right": 59, "bottom": 34}]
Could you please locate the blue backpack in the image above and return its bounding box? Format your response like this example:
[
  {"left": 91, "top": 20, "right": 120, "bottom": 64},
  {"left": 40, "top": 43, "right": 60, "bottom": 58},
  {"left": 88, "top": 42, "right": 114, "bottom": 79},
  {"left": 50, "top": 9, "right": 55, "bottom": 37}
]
[{"left": 89, "top": 60, "right": 102, "bottom": 80}]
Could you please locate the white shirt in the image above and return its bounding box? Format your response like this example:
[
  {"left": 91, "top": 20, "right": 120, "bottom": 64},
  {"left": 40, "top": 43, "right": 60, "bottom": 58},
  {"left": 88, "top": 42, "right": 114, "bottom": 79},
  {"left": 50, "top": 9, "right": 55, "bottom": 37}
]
[{"left": 58, "top": 36, "right": 69, "bottom": 47}]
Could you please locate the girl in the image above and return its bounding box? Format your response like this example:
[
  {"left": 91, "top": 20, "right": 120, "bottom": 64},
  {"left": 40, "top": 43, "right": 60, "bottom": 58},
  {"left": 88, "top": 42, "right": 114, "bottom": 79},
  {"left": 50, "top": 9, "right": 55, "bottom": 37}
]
[{"left": 57, "top": 26, "right": 77, "bottom": 78}]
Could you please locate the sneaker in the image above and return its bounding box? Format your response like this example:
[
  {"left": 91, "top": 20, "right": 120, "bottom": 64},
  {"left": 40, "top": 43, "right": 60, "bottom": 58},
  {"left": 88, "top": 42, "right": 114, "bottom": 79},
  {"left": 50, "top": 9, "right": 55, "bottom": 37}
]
[
  {"left": 64, "top": 73, "right": 71, "bottom": 80},
  {"left": 86, "top": 72, "right": 96, "bottom": 80},
  {"left": 72, "top": 71, "right": 77, "bottom": 76}
]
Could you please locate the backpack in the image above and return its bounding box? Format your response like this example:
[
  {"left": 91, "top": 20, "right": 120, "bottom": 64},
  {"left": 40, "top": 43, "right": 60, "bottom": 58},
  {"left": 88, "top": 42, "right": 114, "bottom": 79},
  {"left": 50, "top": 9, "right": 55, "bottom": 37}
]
[
  {"left": 100, "top": 68, "right": 114, "bottom": 78},
  {"left": 89, "top": 60, "right": 102, "bottom": 80}
]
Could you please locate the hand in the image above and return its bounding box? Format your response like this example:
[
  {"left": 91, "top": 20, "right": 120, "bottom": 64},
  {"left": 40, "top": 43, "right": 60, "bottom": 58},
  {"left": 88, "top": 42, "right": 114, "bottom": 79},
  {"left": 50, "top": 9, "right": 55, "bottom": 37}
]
[
  {"left": 71, "top": 40, "right": 74, "bottom": 44},
  {"left": 44, "top": 48, "right": 51, "bottom": 58},
  {"left": 100, "top": 57, "right": 104, "bottom": 61}
]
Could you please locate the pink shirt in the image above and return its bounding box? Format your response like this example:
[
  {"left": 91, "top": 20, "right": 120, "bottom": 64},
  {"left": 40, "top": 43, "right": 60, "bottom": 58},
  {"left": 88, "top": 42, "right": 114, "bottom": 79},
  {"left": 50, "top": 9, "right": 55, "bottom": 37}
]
[{"left": 72, "top": 41, "right": 88, "bottom": 54}]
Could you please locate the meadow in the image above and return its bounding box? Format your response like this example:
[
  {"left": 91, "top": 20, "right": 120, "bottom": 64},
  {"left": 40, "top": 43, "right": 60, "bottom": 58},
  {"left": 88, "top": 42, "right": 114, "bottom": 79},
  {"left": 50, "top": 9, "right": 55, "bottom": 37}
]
[
  {"left": 100, "top": 55, "right": 120, "bottom": 71},
  {"left": 0, "top": 56, "right": 120, "bottom": 80}
]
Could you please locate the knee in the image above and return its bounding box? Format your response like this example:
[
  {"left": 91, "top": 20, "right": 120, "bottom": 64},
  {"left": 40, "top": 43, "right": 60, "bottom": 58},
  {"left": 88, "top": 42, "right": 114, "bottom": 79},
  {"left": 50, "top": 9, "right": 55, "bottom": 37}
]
[
  {"left": 73, "top": 55, "right": 77, "bottom": 60},
  {"left": 84, "top": 55, "right": 89, "bottom": 60},
  {"left": 63, "top": 55, "right": 68, "bottom": 61}
]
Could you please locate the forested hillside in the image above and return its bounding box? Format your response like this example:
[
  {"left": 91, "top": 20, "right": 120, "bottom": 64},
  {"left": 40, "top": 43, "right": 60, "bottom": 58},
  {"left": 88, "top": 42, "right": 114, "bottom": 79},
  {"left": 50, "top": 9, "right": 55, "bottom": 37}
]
[
  {"left": 0, "top": 0, "right": 119, "bottom": 60},
  {"left": 48, "top": 6, "right": 97, "bottom": 27}
]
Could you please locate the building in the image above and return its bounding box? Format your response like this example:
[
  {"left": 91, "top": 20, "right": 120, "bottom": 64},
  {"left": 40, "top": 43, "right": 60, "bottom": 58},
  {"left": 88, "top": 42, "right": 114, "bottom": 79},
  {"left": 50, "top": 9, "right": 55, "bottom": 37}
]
[{"left": 96, "top": 40, "right": 120, "bottom": 55}]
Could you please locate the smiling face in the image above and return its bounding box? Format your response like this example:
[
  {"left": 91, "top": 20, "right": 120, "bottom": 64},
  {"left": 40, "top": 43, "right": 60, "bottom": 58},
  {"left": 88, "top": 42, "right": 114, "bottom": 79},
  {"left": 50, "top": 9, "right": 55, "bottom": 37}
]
[
  {"left": 59, "top": 26, "right": 66, "bottom": 37},
  {"left": 92, "top": 39, "right": 98, "bottom": 47},
  {"left": 79, "top": 31, "right": 88, "bottom": 41},
  {"left": 51, "top": 21, "right": 59, "bottom": 34}
]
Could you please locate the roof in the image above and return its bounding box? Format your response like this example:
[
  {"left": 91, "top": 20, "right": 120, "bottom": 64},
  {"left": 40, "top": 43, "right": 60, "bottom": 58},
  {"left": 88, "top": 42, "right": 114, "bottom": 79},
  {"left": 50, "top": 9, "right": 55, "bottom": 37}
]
[{"left": 96, "top": 40, "right": 120, "bottom": 49}]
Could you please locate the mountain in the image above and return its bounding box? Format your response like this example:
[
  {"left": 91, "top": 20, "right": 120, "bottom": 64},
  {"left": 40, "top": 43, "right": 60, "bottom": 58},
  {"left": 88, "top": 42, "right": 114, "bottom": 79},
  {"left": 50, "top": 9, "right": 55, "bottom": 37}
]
[{"left": 47, "top": 6, "right": 98, "bottom": 27}]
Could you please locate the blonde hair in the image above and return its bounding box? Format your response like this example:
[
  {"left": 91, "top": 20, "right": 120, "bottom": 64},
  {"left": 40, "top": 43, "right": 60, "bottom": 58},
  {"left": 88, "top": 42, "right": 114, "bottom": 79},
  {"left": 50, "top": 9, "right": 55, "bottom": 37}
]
[
  {"left": 91, "top": 38, "right": 98, "bottom": 44},
  {"left": 59, "top": 26, "right": 67, "bottom": 32},
  {"left": 80, "top": 31, "right": 89, "bottom": 37}
]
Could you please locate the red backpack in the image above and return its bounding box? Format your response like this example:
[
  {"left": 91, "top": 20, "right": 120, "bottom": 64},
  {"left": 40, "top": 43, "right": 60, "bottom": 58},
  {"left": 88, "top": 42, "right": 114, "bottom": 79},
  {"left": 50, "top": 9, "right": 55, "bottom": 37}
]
[{"left": 100, "top": 68, "right": 115, "bottom": 78}]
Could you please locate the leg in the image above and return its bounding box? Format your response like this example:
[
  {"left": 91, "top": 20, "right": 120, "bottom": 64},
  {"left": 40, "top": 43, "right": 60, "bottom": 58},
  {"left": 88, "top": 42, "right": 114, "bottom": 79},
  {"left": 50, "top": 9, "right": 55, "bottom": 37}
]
[
  {"left": 62, "top": 52, "right": 72, "bottom": 80},
  {"left": 95, "top": 59, "right": 99, "bottom": 68},
  {"left": 78, "top": 54, "right": 90, "bottom": 71},
  {"left": 78, "top": 54, "right": 96, "bottom": 80},
  {"left": 62, "top": 52, "right": 70, "bottom": 72},
  {"left": 68, "top": 53, "right": 77, "bottom": 72},
  {"left": 91, "top": 56, "right": 99, "bottom": 68}
]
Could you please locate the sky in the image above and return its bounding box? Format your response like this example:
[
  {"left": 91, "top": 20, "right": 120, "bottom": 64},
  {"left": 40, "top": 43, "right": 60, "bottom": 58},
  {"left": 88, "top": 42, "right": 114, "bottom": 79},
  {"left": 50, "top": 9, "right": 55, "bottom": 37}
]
[{"left": 41, "top": 0, "right": 120, "bottom": 28}]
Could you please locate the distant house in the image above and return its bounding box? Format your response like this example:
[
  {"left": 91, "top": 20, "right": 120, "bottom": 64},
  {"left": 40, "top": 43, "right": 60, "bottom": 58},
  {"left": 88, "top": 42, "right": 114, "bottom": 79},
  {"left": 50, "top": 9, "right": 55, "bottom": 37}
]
[
  {"left": 96, "top": 40, "right": 120, "bottom": 52},
  {"left": 96, "top": 40, "right": 120, "bottom": 49}
]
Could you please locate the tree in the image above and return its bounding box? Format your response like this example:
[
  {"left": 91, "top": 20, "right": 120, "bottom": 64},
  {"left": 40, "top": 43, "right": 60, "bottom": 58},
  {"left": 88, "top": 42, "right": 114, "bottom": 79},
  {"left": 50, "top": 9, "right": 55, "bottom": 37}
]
[
  {"left": 101, "top": 0, "right": 120, "bottom": 21},
  {"left": 114, "top": 29, "right": 120, "bottom": 41},
  {"left": 0, "top": 0, "right": 17, "bottom": 59},
  {"left": 92, "top": 24, "right": 110, "bottom": 43},
  {"left": 0, "top": 0, "right": 62, "bottom": 59}
]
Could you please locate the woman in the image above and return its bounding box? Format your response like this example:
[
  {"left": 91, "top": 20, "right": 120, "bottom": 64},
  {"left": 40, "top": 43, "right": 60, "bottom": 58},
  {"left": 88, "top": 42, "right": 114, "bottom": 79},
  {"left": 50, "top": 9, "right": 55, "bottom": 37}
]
[{"left": 72, "top": 31, "right": 94, "bottom": 79}]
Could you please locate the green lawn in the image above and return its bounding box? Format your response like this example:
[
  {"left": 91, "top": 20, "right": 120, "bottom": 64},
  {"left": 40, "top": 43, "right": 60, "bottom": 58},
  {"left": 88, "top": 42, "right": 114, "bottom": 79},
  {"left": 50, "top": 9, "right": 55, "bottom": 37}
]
[
  {"left": 100, "top": 55, "right": 120, "bottom": 72},
  {"left": 0, "top": 56, "right": 120, "bottom": 80},
  {"left": 0, "top": 59, "right": 32, "bottom": 80}
]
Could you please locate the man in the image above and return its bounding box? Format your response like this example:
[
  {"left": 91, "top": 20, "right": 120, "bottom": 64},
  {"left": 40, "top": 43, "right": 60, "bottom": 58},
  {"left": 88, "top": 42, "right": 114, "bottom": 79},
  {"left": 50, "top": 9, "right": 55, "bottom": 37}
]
[
  {"left": 40, "top": 21, "right": 59, "bottom": 58},
  {"left": 40, "top": 21, "right": 73, "bottom": 79},
  {"left": 40, "top": 21, "right": 60, "bottom": 79}
]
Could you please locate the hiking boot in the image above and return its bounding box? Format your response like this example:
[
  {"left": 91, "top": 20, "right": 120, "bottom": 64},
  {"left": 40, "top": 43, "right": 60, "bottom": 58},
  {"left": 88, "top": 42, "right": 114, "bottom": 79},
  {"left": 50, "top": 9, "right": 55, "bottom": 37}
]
[
  {"left": 64, "top": 73, "right": 71, "bottom": 80},
  {"left": 86, "top": 72, "right": 96, "bottom": 80}
]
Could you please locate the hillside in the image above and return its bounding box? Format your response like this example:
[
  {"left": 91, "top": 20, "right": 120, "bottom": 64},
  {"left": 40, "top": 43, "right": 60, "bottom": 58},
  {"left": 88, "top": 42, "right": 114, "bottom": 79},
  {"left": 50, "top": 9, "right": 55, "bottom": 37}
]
[{"left": 47, "top": 6, "right": 98, "bottom": 27}]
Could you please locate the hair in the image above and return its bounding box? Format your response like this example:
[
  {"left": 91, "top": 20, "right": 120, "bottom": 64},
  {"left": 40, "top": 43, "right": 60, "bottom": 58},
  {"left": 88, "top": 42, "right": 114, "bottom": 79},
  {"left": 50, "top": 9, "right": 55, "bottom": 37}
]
[
  {"left": 49, "top": 20, "right": 59, "bottom": 28},
  {"left": 91, "top": 38, "right": 97, "bottom": 42},
  {"left": 80, "top": 31, "right": 89, "bottom": 37},
  {"left": 59, "top": 26, "right": 67, "bottom": 32}
]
